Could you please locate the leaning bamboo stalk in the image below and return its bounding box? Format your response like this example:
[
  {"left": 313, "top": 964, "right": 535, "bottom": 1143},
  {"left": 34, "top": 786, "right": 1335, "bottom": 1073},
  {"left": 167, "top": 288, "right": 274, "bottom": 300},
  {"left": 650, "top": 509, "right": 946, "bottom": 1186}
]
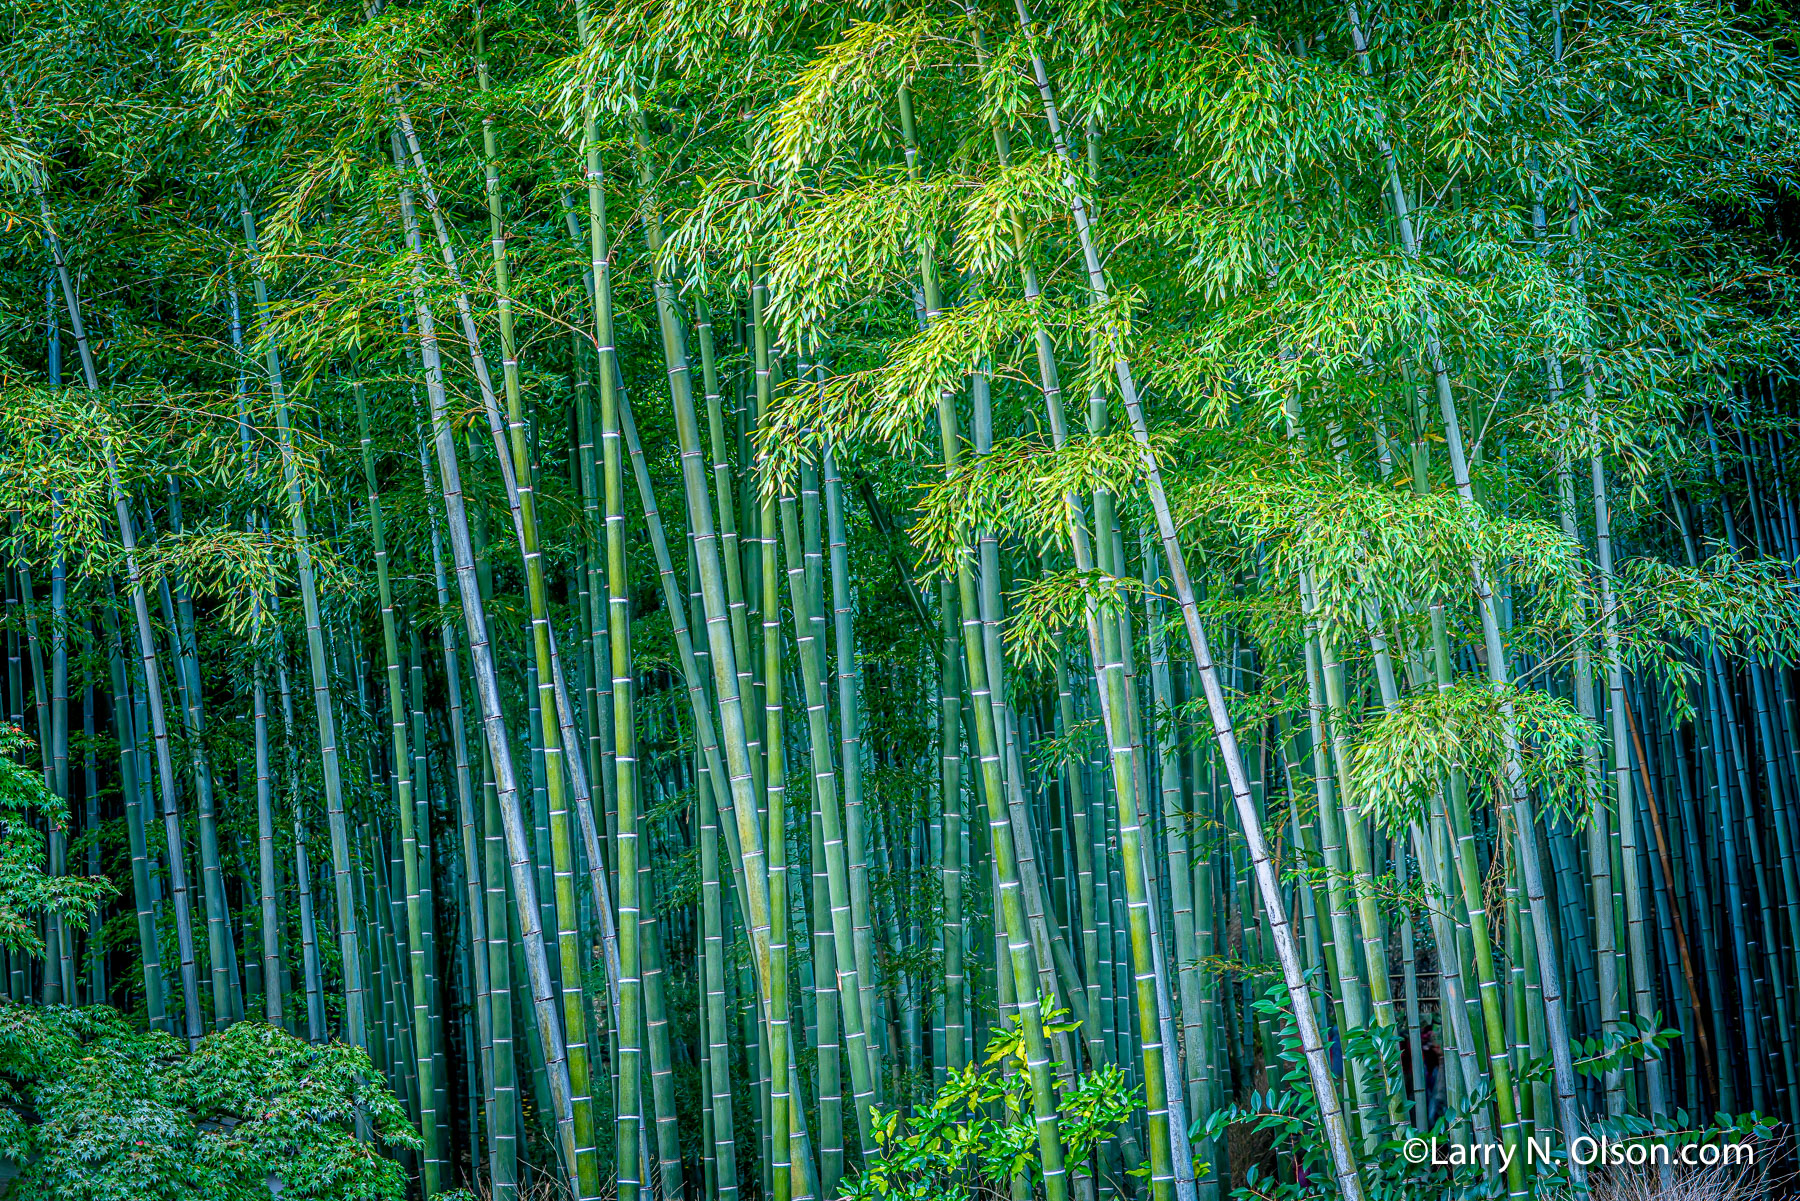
[
  {"left": 477, "top": 735, "right": 520, "bottom": 1199},
  {"left": 80, "top": 668, "right": 100, "bottom": 1005},
  {"left": 623, "top": 107, "right": 778, "bottom": 1020},
  {"left": 1623, "top": 688, "right": 1714, "bottom": 1090},
  {"left": 1143, "top": 543, "right": 1206, "bottom": 1188},
  {"left": 413, "top": 400, "right": 510, "bottom": 1194},
  {"left": 406, "top": 631, "right": 452, "bottom": 1168},
  {"left": 46, "top": 509, "right": 71, "bottom": 1005},
  {"left": 615, "top": 387, "right": 750, "bottom": 928},
  {"left": 882, "top": 78, "right": 1069, "bottom": 1189},
  {"left": 393, "top": 141, "right": 582, "bottom": 1186},
  {"left": 30, "top": 167, "right": 204, "bottom": 1047},
  {"left": 19, "top": 558, "right": 48, "bottom": 798},
  {"left": 1338, "top": 9, "right": 1584, "bottom": 1165},
  {"left": 558, "top": 80, "right": 705, "bottom": 1190},
  {"left": 816, "top": 455, "right": 879, "bottom": 1076},
  {"left": 264, "top": 604, "right": 325, "bottom": 1043},
  {"left": 699, "top": 751, "right": 740, "bottom": 1200},
  {"left": 1372, "top": 401, "right": 1516, "bottom": 1155},
  {"left": 1008, "top": 7, "right": 1361, "bottom": 1193},
  {"left": 779, "top": 491, "right": 878, "bottom": 1148},
  {"left": 936, "top": 382, "right": 1071, "bottom": 1199},
  {"left": 695, "top": 297, "right": 757, "bottom": 749},
  {"left": 466, "top": 88, "right": 603, "bottom": 1198},
  {"left": 158, "top": 479, "right": 237, "bottom": 1027},
  {"left": 1555, "top": 456, "right": 1622, "bottom": 1114},
  {"left": 807, "top": 791, "right": 845, "bottom": 1188},
  {"left": 393, "top": 109, "right": 622, "bottom": 1017},
  {"left": 966, "top": 31, "right": 1205, "bottom": 1175},
  {"left": 620, "top": 121, "right": 788, "bottom": 1190},
  {"left": 1294, "top": 573, "right": 1377, "bottom": 1138},
  {"left": 572, "top": 125, "right": 644, "bottom": 1201},
  {"left": 637, "top": 807, "right": 686, "bottom": 1201},
  {"left": 762, "top": 548, "right": 795, "bottom": 1201},
  {"left": 939, "top": 580, "right": 968, "bottom": 1077},
  {"left": 230, "top": 353, "right": 283, "bottom": 1030},
  {"left": 1589, "top": 431, "right": 1668, "bottom": 1119},
  {"left": 1365, "top": 435, "right": 1513, "bottom": 1146},
  {"left": 823, "top": 450, "right": 890, "bottom": 1082},
  {"left": 251, "top": 613, "right": 282, "bottom": 1026}
]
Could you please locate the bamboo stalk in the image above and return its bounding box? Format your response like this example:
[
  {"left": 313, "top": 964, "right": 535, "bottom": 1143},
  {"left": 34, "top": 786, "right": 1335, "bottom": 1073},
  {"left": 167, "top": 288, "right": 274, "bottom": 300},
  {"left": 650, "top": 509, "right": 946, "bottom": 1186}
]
[{"left": 1008, "top": 8, "right": 1362, "bottom": 1192}]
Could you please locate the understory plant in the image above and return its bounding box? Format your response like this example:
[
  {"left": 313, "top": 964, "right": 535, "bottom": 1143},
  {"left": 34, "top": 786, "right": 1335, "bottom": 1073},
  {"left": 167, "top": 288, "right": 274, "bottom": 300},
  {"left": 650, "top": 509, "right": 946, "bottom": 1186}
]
[
  {"left": 0, "top": 1004, "right": 417, "bottom": 1201},
  {"left": 1200, "top": 983, "right": 1776, "bottom": 1200},
  {"left": 841, "top": 1007, "right": 1140, "bottom": 1201}
]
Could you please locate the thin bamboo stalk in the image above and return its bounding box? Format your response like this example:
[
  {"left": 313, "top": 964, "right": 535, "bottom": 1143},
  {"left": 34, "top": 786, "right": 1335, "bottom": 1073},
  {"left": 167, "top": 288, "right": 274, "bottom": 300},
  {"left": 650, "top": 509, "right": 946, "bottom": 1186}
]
[{"left": 356, "top": 384, "right": 440, "bottom": 1191}]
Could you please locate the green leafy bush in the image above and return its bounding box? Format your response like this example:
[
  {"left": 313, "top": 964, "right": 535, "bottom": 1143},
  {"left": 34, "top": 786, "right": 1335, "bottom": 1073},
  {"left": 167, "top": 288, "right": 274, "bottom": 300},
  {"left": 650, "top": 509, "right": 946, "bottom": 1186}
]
[
  {"left": 840, "top": 1004, "right": 1138, "bottom": 1201},
  {"left": 0, "top": 725, "right": 113, "bottom": 954},
  {"left": 0, "top": 1004, "right": 417, "bottom": 1200}
]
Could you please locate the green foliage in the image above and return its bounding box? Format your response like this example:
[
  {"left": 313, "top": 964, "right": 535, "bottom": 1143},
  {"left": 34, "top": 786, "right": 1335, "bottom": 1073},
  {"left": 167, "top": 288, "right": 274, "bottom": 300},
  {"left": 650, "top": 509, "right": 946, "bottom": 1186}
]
[
  {"left": 4, "top": 0, "right": 1799, "bottom": 1193},
  {"left": 838, "top": 1004, "right": 1138, "bottom": 1201},
  {"left": 1346, "top": 681, "right": 1600, "bottom": 829},
  {"left": 1200, "top": 980, "right": 1422, "bottom": 1200},
  {"left": 0, "top": 1005, "right": 416, "bottom": 1200},
  {"left": 758, "top": 296, "right": 1136, "bottom": 489},
  {"left": 1203, "top": 982, "right": 1766, "bottom": 1199},
  {"left": 1581, "top": 1108, "right": 1780, "bottom": 1168},
  {"left": 0, "top": 385, "right": 329, "bottom": 632},
  {"left": 1616, "top": 551, "right": 1800, "bottom": 677},
  {"left": 1004, "top": 568, "right": 1147, "bottom": 670},
  {"left": 1173, "top": 448, "right": 1588, "bottom": 642},
  {"left": 0, "top": 725, "right": 114, "bottom": 956},
  {"left": 911, "top": 425, "right": 1151, "bottom": 568},
  {"left": 1520, "top": 1011, "right": 1682, "bottom": 1084}
]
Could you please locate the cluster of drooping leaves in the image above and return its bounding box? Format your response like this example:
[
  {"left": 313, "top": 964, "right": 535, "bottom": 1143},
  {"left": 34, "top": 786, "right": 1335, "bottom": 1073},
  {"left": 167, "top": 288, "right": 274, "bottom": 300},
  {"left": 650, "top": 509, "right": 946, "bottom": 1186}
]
[
  {"left": 1346, "top": 680, "right": 1601, "bottom": 830},
  {"left": 838, "top": 1001, "right": 1137, "bottom": 1201},
  {"left": 0, "top": 1004, "right": 417, "bottom": 1200},
  {"left": 1614, "top": 552, "right": 1800, "bottom": 701}
]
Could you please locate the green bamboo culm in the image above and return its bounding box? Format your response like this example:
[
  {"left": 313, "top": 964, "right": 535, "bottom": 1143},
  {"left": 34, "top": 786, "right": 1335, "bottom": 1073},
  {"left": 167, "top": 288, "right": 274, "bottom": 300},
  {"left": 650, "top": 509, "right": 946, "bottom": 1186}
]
[{"left": 356, "top": 382, "right": 439, "bottom": 1192}]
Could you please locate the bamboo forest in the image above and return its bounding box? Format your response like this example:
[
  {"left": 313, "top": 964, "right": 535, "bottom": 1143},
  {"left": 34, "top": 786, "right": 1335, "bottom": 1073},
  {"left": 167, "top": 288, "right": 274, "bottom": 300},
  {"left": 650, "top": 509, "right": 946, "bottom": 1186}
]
[{"left": 3, "top": 0, "right": 1800, "bottom": 1197}]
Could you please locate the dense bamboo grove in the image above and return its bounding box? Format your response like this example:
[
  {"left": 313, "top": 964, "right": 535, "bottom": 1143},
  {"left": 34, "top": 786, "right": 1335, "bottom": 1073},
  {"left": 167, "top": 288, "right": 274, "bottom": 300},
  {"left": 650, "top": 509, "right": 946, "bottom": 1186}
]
[{"left": 2, "top": 0, "right": 1800, "bottom": 1197}]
